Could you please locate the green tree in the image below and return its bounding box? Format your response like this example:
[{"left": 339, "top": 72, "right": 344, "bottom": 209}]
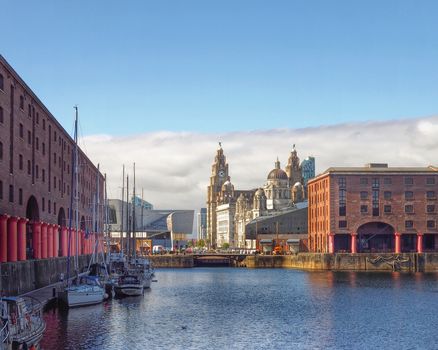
[
  {"left": 221, "top": 242, "right": 230, "bottom": 250},
  {"left": 196, "top": 239, "right": 206, "bottom": 248}
]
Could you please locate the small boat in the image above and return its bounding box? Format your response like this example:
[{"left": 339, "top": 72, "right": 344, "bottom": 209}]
[
  {"left": 114, "top": 275, "right": 144, "bottom": 297},
  {"left": 58, "top": 276, "right": 106, "bottom": 308},
  {"left": 129, "top": 258, "right": 154, "bottom": 289},
  {"left": 0, "top": 296, "right": 46, "bottom": 349}
]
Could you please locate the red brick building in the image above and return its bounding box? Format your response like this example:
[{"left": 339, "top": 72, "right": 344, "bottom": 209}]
[
  {"left": 0, "top": 55, "right": 104, "bottom": 263},
  {"left": 308, "top": 163, "right": 438, "bottom": 253}
]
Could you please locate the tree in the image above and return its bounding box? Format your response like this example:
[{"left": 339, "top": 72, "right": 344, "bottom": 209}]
[
  {"left": 221, "top": 242, "right": 230, "bottom": 250},
  {"left": 196, "top": 239, "right": 206, "bottom": 248}
]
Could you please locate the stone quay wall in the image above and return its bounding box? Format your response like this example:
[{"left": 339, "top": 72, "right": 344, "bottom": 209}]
[
  {"left": 149, "top": 255, "right": 194, "bottom": 268},
  {"left": 245, "top": 253, "right": 438, "bottom": 272},
  {"left": 1, "top": 255, "right": 91, "bottom": 296}
]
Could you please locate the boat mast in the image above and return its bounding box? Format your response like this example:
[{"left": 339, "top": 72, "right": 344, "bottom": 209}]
[
  {"left": 96, "top": 163, "right": 100, "bottom": 264},
  {"left": 120, "top": 165, "right": 125, "bottom": 255},
  {"left": 126, "top": 174, "right": 130, "bottom": 256},
  {"left": 133, "top": 162, "right": 136, "bottom": 258},
  {"left": 141, "top": 187, "right": 144, "bottom": 256},
  {"left": 105, "top": 173, "right": 110, "bottom": 266},
  {"left": 74, "top": 105, "right": 79, "bottom": 272}
]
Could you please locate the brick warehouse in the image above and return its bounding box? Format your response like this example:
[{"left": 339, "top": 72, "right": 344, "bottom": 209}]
[
  {"left": 308, "top": 163, "right": 438, "bottom": 254},
  {"left": 0, "top": 55, "right": 104, "bottom": 263}
]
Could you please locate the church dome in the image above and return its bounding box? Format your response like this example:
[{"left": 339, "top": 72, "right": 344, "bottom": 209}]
[
  {"left": 267, "top": 158, "right": 288, "bottom": 180},
  {"left": 293, "top": 182, "right": 303, "bottom": 189},
  {"left": 267, "top": 168, "right": 288, "bottom": 180}
]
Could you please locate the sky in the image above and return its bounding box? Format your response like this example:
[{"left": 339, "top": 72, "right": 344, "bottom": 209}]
[{"left": 2, "top": 1, "right": 438, "bottom": 209}]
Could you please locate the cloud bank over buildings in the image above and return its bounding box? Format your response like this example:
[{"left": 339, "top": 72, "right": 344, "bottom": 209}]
[{"left": 82, "top": 116, "right": 438, "bottom": 210}]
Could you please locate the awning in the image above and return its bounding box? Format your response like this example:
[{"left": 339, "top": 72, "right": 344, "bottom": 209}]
[
  {"left": 259, "top": 239, "right": 273, "bottom": 244},
  {"left": 286, "top": 239, "right": 300, "bottom": 244}
]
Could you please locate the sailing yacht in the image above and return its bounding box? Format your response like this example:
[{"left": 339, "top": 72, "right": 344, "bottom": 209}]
[{"left": 58, "top": 106, "right": 105, "bottom": 308}]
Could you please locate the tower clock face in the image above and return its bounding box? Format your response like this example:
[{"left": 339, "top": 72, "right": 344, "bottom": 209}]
[{"left": 218, "top": 170, "right": 225, "bottom": 178}]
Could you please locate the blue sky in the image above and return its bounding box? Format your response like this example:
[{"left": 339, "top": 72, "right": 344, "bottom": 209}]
[{"left": 2, "top": 0, "right": 437, "bottom": 136}]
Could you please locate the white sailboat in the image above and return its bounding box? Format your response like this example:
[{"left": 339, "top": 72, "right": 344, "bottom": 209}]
[{"left": 58, "top": 106, "right": 105, "bottom": 308}]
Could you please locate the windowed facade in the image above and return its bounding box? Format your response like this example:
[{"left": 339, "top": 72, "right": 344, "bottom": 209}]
[
  {"left": 405, "top": 191, "right": 414, "bottom": 200},
  {"left": 360, "top": 191, "right": 368, "bottom": 200},
  {"left": 427, "top": 205, "right": 435, "bottom": 213},
  {"left": 427, "top": 220, "right": 436, "bottom": 229},
  {"left": 427, "top": 177, "right": 436, "bottom": 185},
  {"left": 427, "top": 191, "right": 436, "bottom": 199},
  {"left": 384, "top": 191, "right": 392, "bottom": 200},
  {"left": 405, "top": 220, "right": 414, "bottom": 229},
  {"left": 0, "top": 73, "right": 3, "bottom": 91},
  {"left": 384, "top": 205, "right": 391, "bottom": 213},
  {"left": 405, "top": 205, "right": 414, "bottom": 213},
  {"left": 360, "top": 205, "right": 368, "bottom": 213},
  {"left": 405, "top": 177, "right": 414, "bottom": 185}
]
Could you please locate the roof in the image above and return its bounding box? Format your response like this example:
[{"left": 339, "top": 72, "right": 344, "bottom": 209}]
[{"left": 310, "top": 165, "right": 438, "bottom": 183}]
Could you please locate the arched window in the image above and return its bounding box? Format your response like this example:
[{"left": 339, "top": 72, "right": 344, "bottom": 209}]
[{"left": 0, "top": 73, "right": 4, "bottom": 91}]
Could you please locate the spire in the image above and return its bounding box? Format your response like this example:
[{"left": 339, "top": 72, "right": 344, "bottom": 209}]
[{"left": 275, "top": 157, "right": 280, "bottom": 169}]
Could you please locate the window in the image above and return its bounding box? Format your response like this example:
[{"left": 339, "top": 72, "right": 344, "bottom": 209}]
[
  {"left": 20, "top": 95, "right": 24, "bottom": 110},
  {"left": 405, "top": 220, "right": 414, "bottom": 229},
  {"left": 35, "top": 165, "right": 39, "bottom": 179},
  {"left": 405, "top": 205, "right": 414, "bottom": 213},
  {"left": 338, "top": 177, "right": 346, "bottom": 188},
  {"left": 360, "top": 205, "right": 368, "bottom": 213},
  {"left": 427, "top": 220, "right": 436, "bottom": 229},
  {"left": 54, "top": 131, "right": 57, "bottom": 142},
  {"left": 372, "top": 178, "right": 380, "bottom": 189},
  {"left": 405, "top": 191, "right": 414, "bottom": 200},
  {"left": 54, "top": 202, "right": 56, "bottom": 214},
  {"left": 339, "top": 220, "right": 347, "bottom": 228},
  {"left": 384, "top": 191, "right": 392, "bottom": 200},
  {"left": 27, "top": 130, "right": 31, "bottom": 145},
  {"left": 42, "top": 119, "right": 46, "bottom": 130},
  {"left": 8, "top": 185, "right": 13, "bottom": 202},
  {"left": 372, "top": 190, "right": 379, "bottom": 216},
  {"left": 42, "top": 197, "right": 45, "bottom": 211},
  {"left": 27, "top": 160, "right": 31, "bottom": 175},
  {"left": 339, "top": 189, "right": 346, "bottom": 216},
  {"left": 427, "top": 177, "right": 436, "bottom": 185},
  {"left": 405, "top": 177, "right": 414, "bottom": 185},
  {"left": 36, "top": 112, "right": 39, "bottom": 124},
  {"left": 54, "top": 176, "right": 56, "bottom": 189},
  {"left": 427, "top": 205, "right": 435, "bottom": 213},
  {"left": 427, "top": 191, "right": 436, "bottom": 199},
  {"left": 19, "top": 154, "right": 23, "bottom": 170},
  {"left": 19, "top": 123, "right": 24, "bottom": 138},
  {"left": 48, "top": 200, "right": 51, "bottom": 214},
  {"left": 18, "top": 188, "right": 23, "bottom": 205},
  {"left": 360, "top": 191, "right": 368, "bottom": 200},
  {"left": 0, "top": 181, "right": 2, "bottom": 200},
  {"left": 54, "top": 153, "right": 56, "bottom": 164},
  {"left": 360, "top": 178, "right": 368, "bottom": 185},
  {"left": 0, "top": 73, "right": 3, "bottom": 91},
  {"left": 0, "top": 142, "right": 2, "bottom": 160},
  {"left": 384, "top": 205, "right": 391, "bottom": 213},
  {"left": 384, "top": 178, "right": 392, "bottom": 185},
  {"left": 42, "top": 169, "right": 45, "bottom": 182},
  {"left": 42, "top": 142, "right": 45, "bottom": 155},
  {"left": 0, "top": 106, "right": 3, "bottom": 123}
]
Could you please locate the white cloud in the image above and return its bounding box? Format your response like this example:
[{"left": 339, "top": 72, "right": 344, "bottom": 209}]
[{"left": 80, "top": 116, "right": 438, "bottom": 211}]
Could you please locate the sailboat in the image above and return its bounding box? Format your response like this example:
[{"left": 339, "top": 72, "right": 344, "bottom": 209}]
[{"left": 58, "top": 106, "right": 106, "bottom": 308}]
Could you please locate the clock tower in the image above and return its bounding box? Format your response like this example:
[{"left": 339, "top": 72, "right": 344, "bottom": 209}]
[{"left": 207, "top": 143, "right": 229, "bottom": 248}]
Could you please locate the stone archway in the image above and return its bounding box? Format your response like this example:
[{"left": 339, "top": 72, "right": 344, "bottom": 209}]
[
  {"left": 25, "top": 196, "right": 40, "bottom": 259},
  {"left": 58, "top": 207, "right": 66, "bottom": 227},
  {"left": 357, "top": 222, "right": 395, "bottom": 253}
]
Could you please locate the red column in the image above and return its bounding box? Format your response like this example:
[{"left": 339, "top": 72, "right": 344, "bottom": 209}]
[
  {"left": 351, "top": 233, "right": 357, "bottom": 254},
  {"left": 417, "top": 233, "right": 423, "bottom": 254},
  {"left": 328, "top": 234, "right": 335, "bottom": 254},
  {"left": 61, "top": 226, "right": 68, "bottom": 256},
  {"left": 78, "top": 230, "right": 83, "bottom": 255},
  {"left": 395, "top": 233, "right": 401, "bottom": 254},
  {"left": 7, "top": 217, "right": 18, "bottom": 262},
  {"left": 41, "top": 223, "right": 48, "bottom": 259},
  {"left": 17, "top": 218, "right": 28, "bottom": 261},
  {"left": 0, "top": 215, "right": 9, "bottom": 263},
  {"left": 53, "top": 225, "right": 59, "bottom": 257},
  {"left": 47, "top": 224, "right": 53, "bottom": 258},
  {"left": 32, "top": 222, "right": 42, "bottom": 259}
]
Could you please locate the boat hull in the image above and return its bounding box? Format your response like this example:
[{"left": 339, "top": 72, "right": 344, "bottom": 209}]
[
  {"left": 114, "top": 284, "right": 144, "bottom": 297},
  {"left": 58, "top": 288, "right": 104, "bottom": 307}
]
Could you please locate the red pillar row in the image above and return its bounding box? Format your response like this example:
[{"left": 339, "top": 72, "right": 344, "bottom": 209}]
[
  {"left": 53, "top": 225, "right": 59, "bottom": 257},
  {"left": 417, "top": 233, "right": 424, "bottom": 254},
  {"left": 41, "top": 223, "right": 48, "bottom": 259},
  {"left": 395, "top": 233, "right": 401, "bottom": 254},
  {"left": 328, "top": 234, "right": 335, "bottom": 254},
  {"left": 33, "top": 222, "right": 41, "bottom": 259},
  {"left": 47, "top": 224, "right": 53, "bottom": 258},
  {"left": 7, "top": 217, "right": 18, "bottom": 262},
  {"left": 17, "top": 218, "right": 28, "bottom": 261},
  {"left": 61, "top": 226, "right": 68, "bottom": 257},
  {"left": 351, "top": 233, "right": 357, "bottom": 254},
  {"left": 0, "top": 215, "right": 9, "bottom": 263}
]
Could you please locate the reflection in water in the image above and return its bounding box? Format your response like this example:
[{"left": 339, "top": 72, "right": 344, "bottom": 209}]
[{"left": 41, "top": 269, "right": 438, "bottom": 350}]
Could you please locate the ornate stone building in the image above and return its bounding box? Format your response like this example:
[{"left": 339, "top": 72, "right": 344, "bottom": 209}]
[{"left": 207, "top": 144, "right": 312, "bottom": 248}]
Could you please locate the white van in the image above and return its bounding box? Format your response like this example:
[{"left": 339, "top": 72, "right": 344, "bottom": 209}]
[{"left": 152, "top": 245, "right": 165, "bottom": 254}]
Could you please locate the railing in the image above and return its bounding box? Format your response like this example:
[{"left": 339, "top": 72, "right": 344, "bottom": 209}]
[{"left": 0, "top": 320, "right": 9, "bottom": 344}]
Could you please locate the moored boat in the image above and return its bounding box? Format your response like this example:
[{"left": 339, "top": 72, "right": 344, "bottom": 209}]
[
  {"left": 0, "top": 296, "right": 46, "bottom": 349},
  {"left": 58, "top": 276, "right": 106, "bottom": 308},
  {"left": 114, "top": 275, "right": 144, "bottom": 297}
]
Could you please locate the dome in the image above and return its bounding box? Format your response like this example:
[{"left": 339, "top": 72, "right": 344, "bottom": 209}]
[
  {"left": 293, "top": 182, "right": 303, "bottom": 189},
  {"left": 267, "top": 168, "right": 288, "bottom": 180},
  {"left": 267, "top": 158, "right": 288, "bottom": 180}
]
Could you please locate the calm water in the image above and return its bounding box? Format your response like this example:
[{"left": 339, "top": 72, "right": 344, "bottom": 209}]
[{"left": 41, "top": 268, "right": 438, "bottom": 350}]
